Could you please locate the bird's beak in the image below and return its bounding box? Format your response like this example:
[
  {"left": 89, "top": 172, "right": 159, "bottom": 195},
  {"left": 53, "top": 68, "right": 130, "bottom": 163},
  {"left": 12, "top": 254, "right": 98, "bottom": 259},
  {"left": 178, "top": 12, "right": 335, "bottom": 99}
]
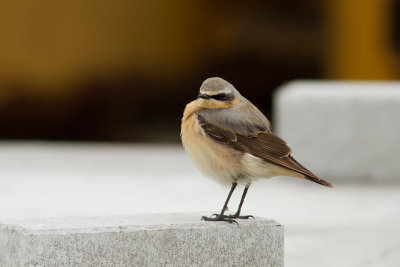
[{"left": 198, "top": 93, "right": 211, "bottom": 99}]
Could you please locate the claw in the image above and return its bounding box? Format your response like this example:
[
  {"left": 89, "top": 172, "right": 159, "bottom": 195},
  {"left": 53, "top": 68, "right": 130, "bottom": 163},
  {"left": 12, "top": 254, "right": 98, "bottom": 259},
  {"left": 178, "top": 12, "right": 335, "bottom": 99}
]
[
  {"left": 237, "top": 215, "right": 255, "bottom": 220},
  {"left": 201, "top": 215, "right": 239, "bottom": 224},
  {"left": 218, "top": 214, "right": 255, "bottom": 220}
]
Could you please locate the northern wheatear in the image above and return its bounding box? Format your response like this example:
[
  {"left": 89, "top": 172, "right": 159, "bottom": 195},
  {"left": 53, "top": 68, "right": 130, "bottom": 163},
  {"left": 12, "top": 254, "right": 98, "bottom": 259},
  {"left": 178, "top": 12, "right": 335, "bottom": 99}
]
[{"left": 181, "top": 77, "right": 332, "bottom": 223}]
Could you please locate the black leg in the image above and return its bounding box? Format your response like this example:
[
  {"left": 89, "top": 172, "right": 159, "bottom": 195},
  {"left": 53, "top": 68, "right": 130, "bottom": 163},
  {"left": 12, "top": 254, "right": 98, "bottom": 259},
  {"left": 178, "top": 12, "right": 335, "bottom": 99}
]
[
  {"left": 233, "top": 185, "right": 254, "bottom": 219},
  {"left": 201, "top": 182, "right": 238, "bottom": 223},
  {"left": 220, "top": 185, "right": 254, "bottom": 220},
  {"left": 235, "top": 185, "right": 249, "bottom": 216}
]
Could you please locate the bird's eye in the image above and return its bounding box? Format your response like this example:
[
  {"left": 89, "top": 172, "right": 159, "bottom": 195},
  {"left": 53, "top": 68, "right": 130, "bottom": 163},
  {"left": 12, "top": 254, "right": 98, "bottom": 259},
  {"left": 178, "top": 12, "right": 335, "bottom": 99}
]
[{"left": 211, "top": 93, "right": 227, "bottom": 101}]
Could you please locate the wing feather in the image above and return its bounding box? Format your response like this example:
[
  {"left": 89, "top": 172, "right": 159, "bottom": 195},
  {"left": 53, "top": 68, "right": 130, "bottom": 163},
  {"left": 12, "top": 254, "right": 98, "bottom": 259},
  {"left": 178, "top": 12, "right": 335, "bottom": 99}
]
[{"left": 197, "top": 113, "right": 332, "bottom": 187}]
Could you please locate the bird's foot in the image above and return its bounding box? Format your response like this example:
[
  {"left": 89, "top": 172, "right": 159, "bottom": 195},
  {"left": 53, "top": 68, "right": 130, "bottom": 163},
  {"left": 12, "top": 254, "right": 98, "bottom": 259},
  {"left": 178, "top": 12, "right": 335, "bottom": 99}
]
[
  {"left": 211, "top": 213, "right": 254, "bottom": 220},
  {"left": 201, "top": 215, "right": 238, "bottom": 224}
]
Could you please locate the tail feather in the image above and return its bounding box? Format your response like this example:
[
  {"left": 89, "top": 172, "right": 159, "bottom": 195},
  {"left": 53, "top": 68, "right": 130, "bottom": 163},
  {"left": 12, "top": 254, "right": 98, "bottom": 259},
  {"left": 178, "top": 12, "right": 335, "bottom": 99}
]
[
  {"left": 287, "top": 155, "right": 333, "bottom": 188},
  {"left": 304, "top": 175, "right": 333, "bottom": 188}
]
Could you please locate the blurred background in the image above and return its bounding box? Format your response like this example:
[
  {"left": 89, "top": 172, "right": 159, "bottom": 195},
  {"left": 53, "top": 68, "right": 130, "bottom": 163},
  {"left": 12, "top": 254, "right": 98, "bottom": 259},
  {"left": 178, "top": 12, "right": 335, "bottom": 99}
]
[
  {"left": 1, "top": 2, "right": 400, "bottom": 266},
  {"left": 1, "top": 0, "right": 399, "bottom": 142}
]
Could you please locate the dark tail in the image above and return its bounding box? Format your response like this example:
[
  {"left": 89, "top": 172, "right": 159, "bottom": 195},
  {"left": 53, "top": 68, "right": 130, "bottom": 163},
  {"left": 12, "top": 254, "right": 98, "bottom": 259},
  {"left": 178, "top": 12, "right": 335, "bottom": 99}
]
[
  {"left": 305, "top": 175, "right": 333, "bottom": 188},
  {"left": 285, "top": 155, "right": 333, "bottom": 188}
]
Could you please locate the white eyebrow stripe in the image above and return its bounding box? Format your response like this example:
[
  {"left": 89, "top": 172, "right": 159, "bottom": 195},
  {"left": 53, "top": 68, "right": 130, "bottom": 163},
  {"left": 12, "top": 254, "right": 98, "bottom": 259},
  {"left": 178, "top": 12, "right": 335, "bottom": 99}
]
[{"left": 200, "top": 87, "right": 232, "bottom": 95}]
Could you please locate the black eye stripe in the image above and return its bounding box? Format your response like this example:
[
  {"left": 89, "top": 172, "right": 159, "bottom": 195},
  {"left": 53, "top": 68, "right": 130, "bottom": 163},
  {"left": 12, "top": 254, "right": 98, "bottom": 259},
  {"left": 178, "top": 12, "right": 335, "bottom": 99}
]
[
  {"left": 198, "top": 93, "right": 234, "bottom": 101},
  {"left": 198, "top": 93, "right": 211, "bottom": 99},
  {"left": 210, "top": 93, "right": 226, "bottom": 100},
  {"left": 212, "top": 93, "right": 234, "bottom": 101}
]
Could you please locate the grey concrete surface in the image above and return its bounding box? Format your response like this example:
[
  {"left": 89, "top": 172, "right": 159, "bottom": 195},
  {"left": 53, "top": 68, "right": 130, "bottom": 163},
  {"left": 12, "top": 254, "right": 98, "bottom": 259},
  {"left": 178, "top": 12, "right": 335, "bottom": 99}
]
[
  {"left": 0, "top": 142, "right": 400, "bottom": 267},
  {"left": 0, "top": 213, "right": 283, "bottom": 267},
  {"left": 274, "top": 81, "right": 400, "bottom": 183}
]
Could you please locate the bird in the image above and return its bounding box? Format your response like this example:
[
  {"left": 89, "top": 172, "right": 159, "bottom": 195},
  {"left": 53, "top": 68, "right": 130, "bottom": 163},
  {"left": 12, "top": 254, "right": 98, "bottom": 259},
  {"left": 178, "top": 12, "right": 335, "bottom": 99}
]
[{"left": 181, "top": 77, "right": 332, "bottom": 223}]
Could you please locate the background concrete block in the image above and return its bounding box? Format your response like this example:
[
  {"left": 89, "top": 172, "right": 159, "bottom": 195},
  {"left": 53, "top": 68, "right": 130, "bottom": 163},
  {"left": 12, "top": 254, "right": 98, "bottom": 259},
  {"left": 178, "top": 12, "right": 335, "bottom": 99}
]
[
  {"left": 274, "top": 81, "right": 400, "bottom": 183},
  {"left": 0, "top": 213, "right": 283, "bottom": 267}
]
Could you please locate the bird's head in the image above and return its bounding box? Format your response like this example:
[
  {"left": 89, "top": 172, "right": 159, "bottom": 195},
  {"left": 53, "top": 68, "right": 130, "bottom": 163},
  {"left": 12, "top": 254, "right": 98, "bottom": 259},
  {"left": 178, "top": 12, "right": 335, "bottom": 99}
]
[{"left": 197, "top": 77, "right": 241, "bottom": 109}]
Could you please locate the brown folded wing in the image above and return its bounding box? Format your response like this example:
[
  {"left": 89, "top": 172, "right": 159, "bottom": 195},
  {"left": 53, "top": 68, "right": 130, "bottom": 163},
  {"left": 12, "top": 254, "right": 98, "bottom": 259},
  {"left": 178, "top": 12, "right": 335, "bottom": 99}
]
[{"left": 197, "top": 114, "right": 332, "bottom": 187}]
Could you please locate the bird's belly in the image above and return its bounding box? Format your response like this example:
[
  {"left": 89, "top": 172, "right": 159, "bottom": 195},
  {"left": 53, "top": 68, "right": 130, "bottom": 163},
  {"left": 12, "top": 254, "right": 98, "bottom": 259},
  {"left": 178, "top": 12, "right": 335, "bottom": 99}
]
[
  {"left": 181, "top": 118, "right": 245, "bottom": 186},
  {"left": 185, "top": 137, "right": 244, "bottom": 186}
]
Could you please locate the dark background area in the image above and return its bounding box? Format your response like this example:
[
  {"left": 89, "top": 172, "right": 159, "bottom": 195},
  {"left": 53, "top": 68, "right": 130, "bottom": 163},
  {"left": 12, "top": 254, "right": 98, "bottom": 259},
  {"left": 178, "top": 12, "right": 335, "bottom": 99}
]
[{"left": 0, "top": 0, "right": 399, "bottom": 142}]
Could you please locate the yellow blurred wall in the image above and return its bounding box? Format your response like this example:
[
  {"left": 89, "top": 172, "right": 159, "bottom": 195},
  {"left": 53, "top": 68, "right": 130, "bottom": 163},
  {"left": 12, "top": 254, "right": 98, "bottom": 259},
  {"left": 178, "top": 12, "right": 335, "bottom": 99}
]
[
  {"left": 0, "top": 0, "right": 398, "bottom": 93},
  {"left": 324, "top": 0, "right": 398, "bottom": 79},
  {"left": 0, "top": 0, "right": 214, "bottom": 91}
]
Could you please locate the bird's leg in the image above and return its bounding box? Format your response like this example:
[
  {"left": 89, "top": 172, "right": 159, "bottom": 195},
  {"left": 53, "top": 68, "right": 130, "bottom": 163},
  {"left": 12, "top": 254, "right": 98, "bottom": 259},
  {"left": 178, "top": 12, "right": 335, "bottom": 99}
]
[
  {"left": 223, "top": 184, "right": 254, "bottom": 219},
  {"left": 233, "top": 185, "right": 254, "bottom": 219},
  {"left": 202, "top": 182, "right": 238, "bottom": 223}
]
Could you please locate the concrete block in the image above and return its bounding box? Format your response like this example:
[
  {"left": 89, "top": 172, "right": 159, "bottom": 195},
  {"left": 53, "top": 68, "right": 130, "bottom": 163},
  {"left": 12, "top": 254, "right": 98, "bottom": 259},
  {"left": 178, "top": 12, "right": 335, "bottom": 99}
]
[
  {"left": 0, "top": 213, "right": 283, "bottom": 267},
  {"left": 274, "top": 81, "right": 400, "bottom": 183}
]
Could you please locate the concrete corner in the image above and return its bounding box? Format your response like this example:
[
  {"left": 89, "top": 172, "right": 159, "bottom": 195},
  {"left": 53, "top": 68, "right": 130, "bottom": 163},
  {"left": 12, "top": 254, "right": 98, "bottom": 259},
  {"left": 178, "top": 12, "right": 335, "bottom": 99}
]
[{"left": 0, "top": 213, "right": 283, "bottom": 266}]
